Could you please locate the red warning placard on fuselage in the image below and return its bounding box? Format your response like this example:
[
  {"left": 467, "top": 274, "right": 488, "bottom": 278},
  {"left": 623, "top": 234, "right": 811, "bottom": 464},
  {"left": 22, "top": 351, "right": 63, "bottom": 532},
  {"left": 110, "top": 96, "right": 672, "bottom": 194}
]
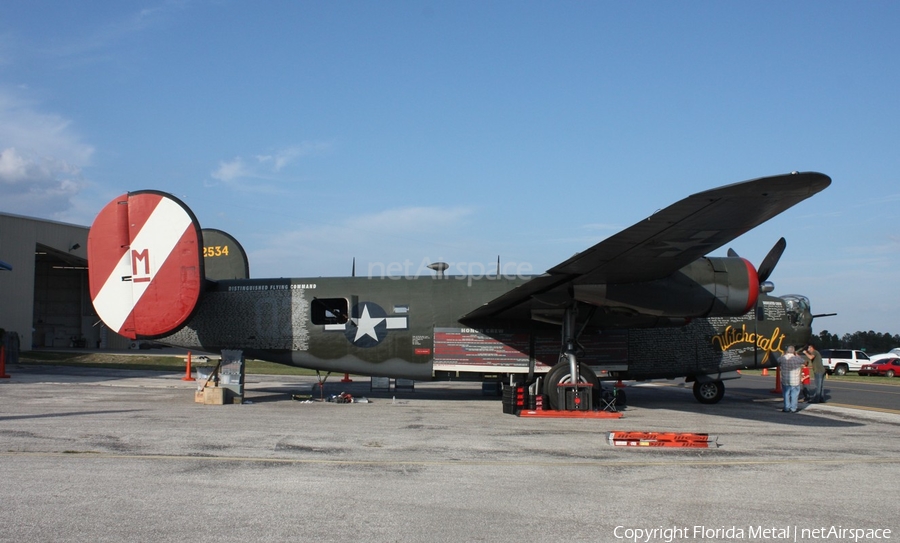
[{"left": 88, "top": 191, "right": 203, "bottom": 339}]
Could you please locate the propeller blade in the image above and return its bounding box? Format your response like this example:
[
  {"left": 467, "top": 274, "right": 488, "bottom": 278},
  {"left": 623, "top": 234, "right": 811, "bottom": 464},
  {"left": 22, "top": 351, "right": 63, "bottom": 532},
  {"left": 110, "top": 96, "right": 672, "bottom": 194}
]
[{"left": 757, "top": 237, "right": 787, "bottom": 283}]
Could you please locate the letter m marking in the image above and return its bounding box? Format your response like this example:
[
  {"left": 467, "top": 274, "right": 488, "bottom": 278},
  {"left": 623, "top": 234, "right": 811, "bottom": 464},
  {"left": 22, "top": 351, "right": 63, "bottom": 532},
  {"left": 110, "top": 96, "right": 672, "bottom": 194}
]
[{"left": 132, "top": 249, "right": 152, "bottom": 283}]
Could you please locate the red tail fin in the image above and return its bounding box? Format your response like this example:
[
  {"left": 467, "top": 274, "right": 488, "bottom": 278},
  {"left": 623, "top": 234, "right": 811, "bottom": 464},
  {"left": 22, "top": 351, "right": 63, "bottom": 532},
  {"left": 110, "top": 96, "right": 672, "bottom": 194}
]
[{"left": 88, "top": 191, "right": 204, "bottom": 339}]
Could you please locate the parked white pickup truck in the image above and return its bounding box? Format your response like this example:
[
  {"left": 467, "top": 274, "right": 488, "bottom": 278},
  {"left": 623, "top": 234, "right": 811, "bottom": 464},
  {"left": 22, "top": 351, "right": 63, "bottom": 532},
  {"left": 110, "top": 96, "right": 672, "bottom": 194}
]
[
  {"left": 867, "top": 347, "right": 900, "bottom": 364},
  {"left": 820, "top": 349, "right": 871, "bottom": 376}
]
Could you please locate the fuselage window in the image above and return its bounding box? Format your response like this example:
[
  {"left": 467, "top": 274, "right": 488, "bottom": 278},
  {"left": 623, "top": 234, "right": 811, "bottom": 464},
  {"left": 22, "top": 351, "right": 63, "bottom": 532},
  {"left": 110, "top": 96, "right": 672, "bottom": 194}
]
[{"left": 311, "top": 298, "right": 350, "bottom": 325}]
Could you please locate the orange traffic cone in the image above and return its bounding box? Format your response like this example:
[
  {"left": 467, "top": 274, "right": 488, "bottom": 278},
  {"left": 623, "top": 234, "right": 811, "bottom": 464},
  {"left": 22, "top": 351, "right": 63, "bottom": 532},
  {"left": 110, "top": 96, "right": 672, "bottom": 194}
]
[
  {"left": 771, "top": 367, "right": 782, "bottom": 394},
  {"left": 0, "top": 345, "right": 10, "bottom": 378},
  {"left": 762, "top": 367, "right": 769, "bottom": 376},
  {"left": 181, "top": 351, "right": 196, "bottom": 381}
]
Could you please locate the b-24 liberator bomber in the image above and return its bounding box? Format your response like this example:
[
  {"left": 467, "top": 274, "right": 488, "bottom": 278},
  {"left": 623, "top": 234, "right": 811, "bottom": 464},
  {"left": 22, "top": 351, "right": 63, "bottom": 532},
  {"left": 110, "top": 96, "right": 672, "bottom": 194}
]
[{"left": 87, "top": 172, "right": 830, "bottom": 409}]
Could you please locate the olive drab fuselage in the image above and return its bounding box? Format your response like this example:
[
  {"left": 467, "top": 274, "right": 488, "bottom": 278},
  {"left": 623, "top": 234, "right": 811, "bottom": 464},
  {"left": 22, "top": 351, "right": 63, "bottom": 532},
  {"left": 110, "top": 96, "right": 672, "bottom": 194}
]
[{"left": 161, "top": 274, "right": 813, "bottom": 382}]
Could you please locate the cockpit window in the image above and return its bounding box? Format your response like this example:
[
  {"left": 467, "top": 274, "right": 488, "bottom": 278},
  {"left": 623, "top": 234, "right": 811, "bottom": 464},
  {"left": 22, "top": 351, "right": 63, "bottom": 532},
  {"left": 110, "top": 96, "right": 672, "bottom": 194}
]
[{"left": 781, "top": 295, "right": 811, "bottom": 327}]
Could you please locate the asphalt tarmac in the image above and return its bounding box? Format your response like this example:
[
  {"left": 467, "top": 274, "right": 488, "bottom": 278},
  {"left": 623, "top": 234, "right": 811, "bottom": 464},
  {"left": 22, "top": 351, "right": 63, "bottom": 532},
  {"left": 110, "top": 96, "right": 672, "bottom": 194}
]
[{"left": 1, "top": 364, "right": 899, "bottom": 543}]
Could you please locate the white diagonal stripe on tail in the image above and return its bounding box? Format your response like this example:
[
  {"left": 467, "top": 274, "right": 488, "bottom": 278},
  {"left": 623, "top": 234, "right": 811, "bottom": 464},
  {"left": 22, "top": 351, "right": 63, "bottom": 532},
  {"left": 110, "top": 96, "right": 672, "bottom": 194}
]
[{"left": 92, "top": 197, "right": 193, "bottom": 335}]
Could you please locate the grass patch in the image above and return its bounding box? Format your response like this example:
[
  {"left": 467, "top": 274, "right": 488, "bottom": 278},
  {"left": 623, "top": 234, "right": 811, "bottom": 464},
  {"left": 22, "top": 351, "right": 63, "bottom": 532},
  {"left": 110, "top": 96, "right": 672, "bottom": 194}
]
[
  {"left": 18, "top": 351, "right": 323, "bottom": 376},
  {"left": 21, "top": 353, "right": 897, "bottom": 385},
  {"left": 739, "top": 368, "right": 900, "bottom": 386}
]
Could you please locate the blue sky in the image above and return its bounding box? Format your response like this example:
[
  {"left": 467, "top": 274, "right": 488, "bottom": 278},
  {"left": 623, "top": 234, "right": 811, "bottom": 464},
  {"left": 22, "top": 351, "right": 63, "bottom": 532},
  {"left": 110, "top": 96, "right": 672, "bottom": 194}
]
[{"left": 1, "top": 1, "right": 898, "bottom": 338}]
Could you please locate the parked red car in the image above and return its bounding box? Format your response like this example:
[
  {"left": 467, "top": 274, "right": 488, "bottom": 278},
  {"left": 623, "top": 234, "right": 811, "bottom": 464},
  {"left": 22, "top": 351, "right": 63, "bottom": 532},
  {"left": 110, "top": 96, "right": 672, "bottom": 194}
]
[{"left": 858, "top": 357, "right": 900, "bottom": 377}]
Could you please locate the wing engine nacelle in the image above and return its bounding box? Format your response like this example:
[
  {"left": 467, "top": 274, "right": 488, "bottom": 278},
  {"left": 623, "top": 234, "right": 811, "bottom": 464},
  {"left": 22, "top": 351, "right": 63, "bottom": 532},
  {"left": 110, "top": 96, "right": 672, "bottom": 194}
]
[{"left": 573, "top": 257, "right": 759, "bottom": 318}]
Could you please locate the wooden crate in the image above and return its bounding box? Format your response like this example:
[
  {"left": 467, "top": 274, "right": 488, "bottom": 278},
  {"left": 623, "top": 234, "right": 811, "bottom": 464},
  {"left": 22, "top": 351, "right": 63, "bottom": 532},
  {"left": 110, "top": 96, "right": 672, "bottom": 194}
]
[{"left": 194, "top": 387, "right": 225, "bottom": 405}]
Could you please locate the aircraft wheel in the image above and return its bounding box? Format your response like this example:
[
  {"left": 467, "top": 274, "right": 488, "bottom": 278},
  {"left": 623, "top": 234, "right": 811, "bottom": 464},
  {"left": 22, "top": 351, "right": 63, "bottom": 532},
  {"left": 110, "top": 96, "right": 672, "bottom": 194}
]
[
  {"left": 692, "top": 380, "right": 725, "bottom": 404},
  {"left": 542, "top": 362, "right": 600, "bottom": 410}
]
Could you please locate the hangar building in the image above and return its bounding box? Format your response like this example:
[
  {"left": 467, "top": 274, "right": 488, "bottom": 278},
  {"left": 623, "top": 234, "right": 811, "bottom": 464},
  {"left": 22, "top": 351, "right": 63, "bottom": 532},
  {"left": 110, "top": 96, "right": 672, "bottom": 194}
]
[{"left": 0, "top": 212, "right": 129, "bottom": 351}]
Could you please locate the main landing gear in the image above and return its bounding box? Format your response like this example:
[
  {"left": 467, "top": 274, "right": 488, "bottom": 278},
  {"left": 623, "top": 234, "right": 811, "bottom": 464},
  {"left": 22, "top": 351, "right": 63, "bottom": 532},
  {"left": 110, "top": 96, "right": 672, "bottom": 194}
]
[
  {"left": 543, "top": 361, "right": 600, "bottom": 410},
  {"left": 540, "top": 305, "right": 622, "bottom": 411}
]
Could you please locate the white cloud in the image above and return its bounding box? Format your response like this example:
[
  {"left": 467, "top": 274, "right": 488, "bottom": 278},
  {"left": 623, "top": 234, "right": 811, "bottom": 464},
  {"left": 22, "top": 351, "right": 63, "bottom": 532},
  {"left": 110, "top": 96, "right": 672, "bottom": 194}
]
[
  {"left": 580, "top": 222, "right": 622, "bottom": 232},
  {"left": 0, "top": 90, "right": 93, "bottom": 219},
  {"left": 209, "top": 142, "right": 332, "bottom": 190},
  {"left": 210, "top": 157, "right": 252, "bottom": 183},
  {"left": 0, "top": 147, "right": 34, "bottom": 182},
  {"left": 262, "top": 205, "right": 474, "bottom": 249},
  {"left": 0, "top": 92, "right": 94, "bottom": 164},
  {"left": 344, "top": 205, "right": 472, "bottom": 235},
  {"left": 32, "top": 4, "right": 182, "bottom": 66},
  {"left": 855, "top": 192, "right": 900, "bottom": 208},
  {"left": 248, "top": 204, "right": 475, "bottom": 278},
  {"left": 256, "top": 142, "right": 331, "bottom": 172}
]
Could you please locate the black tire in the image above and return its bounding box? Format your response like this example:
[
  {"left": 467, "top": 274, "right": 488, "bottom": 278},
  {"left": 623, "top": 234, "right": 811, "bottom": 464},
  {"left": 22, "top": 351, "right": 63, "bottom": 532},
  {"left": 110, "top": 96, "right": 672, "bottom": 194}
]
[
  {"left": 834, "top": 364, "right": 848, "bottom": 376},
  {"left": 887, "top": 369, "right": 895, "bottom": 378},
  {"left": 542, "top": 362, "right": 600, "bottom": 410},
  {"left": 692, "top": 380, "right": 725, "bottom": 404}
]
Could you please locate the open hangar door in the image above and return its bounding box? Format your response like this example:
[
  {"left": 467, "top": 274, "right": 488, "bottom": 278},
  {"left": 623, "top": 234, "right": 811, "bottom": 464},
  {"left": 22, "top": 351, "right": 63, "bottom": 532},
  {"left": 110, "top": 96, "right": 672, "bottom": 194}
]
[
  {"left": 31, "top": 244, "right": 131, "bottom": 350},
  {"left": 31, "top": 244, "right": 127, "bottom": 350},
  {"left": 1, "top": 213, "right": 138, "bottom": 352},
  {"left": 31, "top": 245, "right": 132, "bottom": 350},
  {"left": 31, "top": 244, "right": 97, "bottom": 348}
]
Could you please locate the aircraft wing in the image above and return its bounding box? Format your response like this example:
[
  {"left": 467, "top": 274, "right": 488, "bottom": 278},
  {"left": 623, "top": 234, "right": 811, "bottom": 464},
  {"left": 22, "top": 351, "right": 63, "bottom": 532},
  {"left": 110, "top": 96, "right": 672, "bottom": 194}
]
[{"left": 461, "top": 171, "right": 831, "bottom": 322}]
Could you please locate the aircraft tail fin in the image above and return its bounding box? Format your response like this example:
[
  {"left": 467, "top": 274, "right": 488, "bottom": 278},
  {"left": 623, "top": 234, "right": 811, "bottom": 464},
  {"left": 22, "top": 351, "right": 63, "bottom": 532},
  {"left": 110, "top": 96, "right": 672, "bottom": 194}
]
[
  {"left": 88, "top": 191, "right": 204, "bottom": 340},
  {"left": 201, "top": 228, "right": 249, "bottom": 280}
]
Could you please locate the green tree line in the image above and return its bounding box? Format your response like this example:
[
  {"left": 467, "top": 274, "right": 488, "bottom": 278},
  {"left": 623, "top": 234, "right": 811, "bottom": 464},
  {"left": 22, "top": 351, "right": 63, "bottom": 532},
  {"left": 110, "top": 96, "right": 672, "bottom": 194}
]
[{"left": 814, "top": 330, "right": 900, "bottom": 353}]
